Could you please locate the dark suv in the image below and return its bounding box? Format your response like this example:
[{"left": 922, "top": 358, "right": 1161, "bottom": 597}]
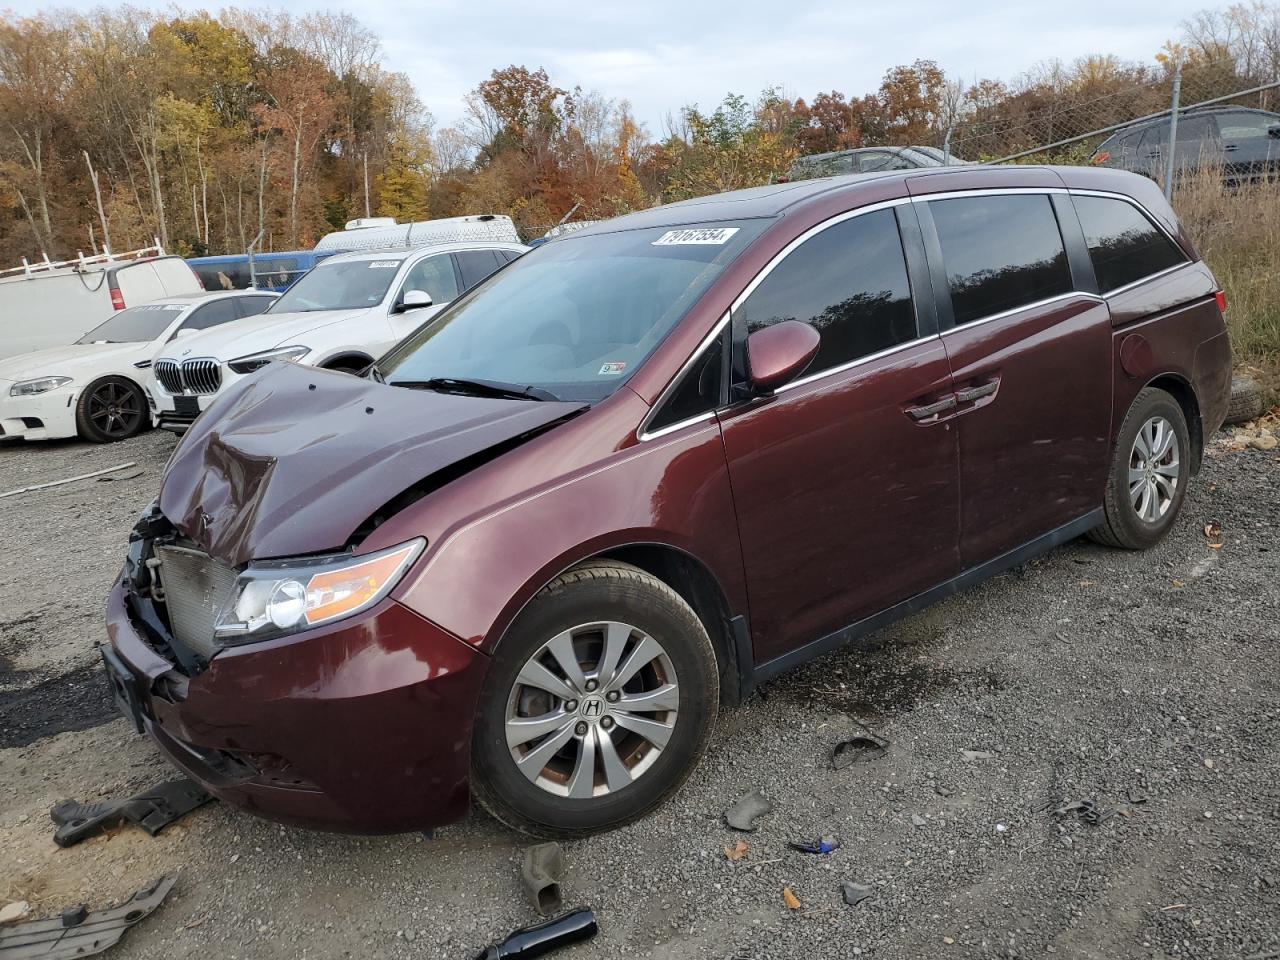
[
  {"left": 104, "top": 165, "right": 1232, "bottom": 838},
  {"left": 1092, "top": 106, "right": 1280, "bottom": 185}
]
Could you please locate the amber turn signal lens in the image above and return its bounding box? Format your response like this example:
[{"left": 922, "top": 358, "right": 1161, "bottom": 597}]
[{"left": 304, "top": 543, "right": 419, "bottom": 625}]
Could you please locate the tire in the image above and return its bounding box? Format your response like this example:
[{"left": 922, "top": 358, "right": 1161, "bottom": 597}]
[
  {"left": 75, "top": 376, "right": 148, "bottom": 443},
  {"left": 471, "top": 560, "right": 719, "bottom": 838},
  {"left": 1225, "top": 373, "right": 1264, "bottom": 426},
  {"left": 1089, "top": 387, "right": 1190, "bottom": 549}
]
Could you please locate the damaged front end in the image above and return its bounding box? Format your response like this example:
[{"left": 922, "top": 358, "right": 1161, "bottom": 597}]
[{"left": 102, "top": 363, "right": 586, "bottom": 832}]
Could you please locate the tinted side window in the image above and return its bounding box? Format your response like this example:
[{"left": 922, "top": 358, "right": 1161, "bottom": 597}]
[
  {"left": 456, "top": 250, "right": 502, "bottom": 290},
  {"left": 1073, "top": 195, "right": 1187, "bottom": 294},
  {"left": 237, "top": 296, "right": 275, "bottom": 319},
  {"left": 181, "top": 299, "right": 241, "bottom": 332},
  {"left": 648, "top": 333, "right": 724, "bottom": 432},
  {"left": 929, "top": 194, "right": 1072, "bottom": 325},
  {"left": 738, "top": 208, "right": 916, "bottom": 375},
  {"left": 400, "top": 254, "right": 459, "bottom": 304}
]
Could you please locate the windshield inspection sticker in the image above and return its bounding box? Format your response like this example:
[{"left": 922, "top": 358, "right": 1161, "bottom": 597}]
[
  {"left": 368, "top": 260, "right": 400, "bottom": 269},
  {"left": 651, "top": 227, "right": 739, "bottom": 246},
  {"left": 598, "top": 362, "right": 627, "bottom": 376}
]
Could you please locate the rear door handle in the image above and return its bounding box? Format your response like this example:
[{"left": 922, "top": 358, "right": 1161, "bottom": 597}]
[
  {"left": 955, "top": 381, "right": 998, "bottom": 404},
  {"left": 906, "top": 396, "right": 957, "bottom": 421}
]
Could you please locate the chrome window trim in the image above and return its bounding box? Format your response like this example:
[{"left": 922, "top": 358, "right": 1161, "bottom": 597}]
[
  {"left": 638, "top": 197, "right": 913, "bottom": 442},
  {"left": 776, "top": 332, "right": 939, "bottom": 394},
  {"left": 637, "top": 310, "right": 731, "bottom": 441},
  {"left": 943, "top": 291, "right": 1104, "bottom": 335},
  {"left": 1098, "top": 261, "right": 1193, "bottom": 299}
]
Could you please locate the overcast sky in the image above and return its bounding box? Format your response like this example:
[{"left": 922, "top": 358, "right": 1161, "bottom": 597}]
[{"left": 14, "top": 0, "right": 1211, "bottom": 133}]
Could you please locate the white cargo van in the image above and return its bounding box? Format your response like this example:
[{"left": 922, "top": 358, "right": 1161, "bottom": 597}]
[
  {"left": 0, "top": 247, "right": 204, "bottom": 360},
  {"left": 314, "top": 215, "right": 520, "bottom": 254}
]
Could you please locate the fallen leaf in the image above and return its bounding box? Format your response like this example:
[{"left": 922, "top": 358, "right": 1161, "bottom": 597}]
[
  {"left": 1079, "top": 580, "right": 1095, "bottom": 588},
  {"left": 1204, "top": 522, "right": 1221, "bottom": 539},
  {"left": 782, "top": 887, "right": 802, "bottom": 910},
  {"left": 724, "top": 839, "right": 748, "bottom": 862},
  {"left": 1208, "top": 543, "right": 1224, "bottom": 550},
  {"left": 1172, "top": 579, "right": 1185, "bottom": 588}
]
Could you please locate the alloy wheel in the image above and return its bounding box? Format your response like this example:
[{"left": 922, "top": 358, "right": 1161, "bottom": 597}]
[
  {"left": 88, "top": 382, "right": 143, "bottom": 438},
  {"left": 1128, "top": 415, "right": 1180, "bottom": 523},
  {"left": 505, "top": 621, "right": 680, "bottom": 799}
]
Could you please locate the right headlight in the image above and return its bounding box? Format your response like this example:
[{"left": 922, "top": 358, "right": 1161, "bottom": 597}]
[
  {"left": 227, "top": 344, "right": 310, "bottom": 375},
  {"left": 213, "top": 538, "right": 424, "bottom": 645}
]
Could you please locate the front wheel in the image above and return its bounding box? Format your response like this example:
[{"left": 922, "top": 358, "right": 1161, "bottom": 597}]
[
  {"left": 75, "top": 376, "right": 148, "bottom": 443},
  {"left": 471, "top": 561, "right": 719, "bottom": 838},
  {"left": 1090, "top": 387, "right": 1191, "bottom": 549}
]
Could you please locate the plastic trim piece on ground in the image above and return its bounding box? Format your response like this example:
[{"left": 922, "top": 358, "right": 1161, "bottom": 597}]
[{"left": 0, "top": 874, "right": 177, "bottom": 959}]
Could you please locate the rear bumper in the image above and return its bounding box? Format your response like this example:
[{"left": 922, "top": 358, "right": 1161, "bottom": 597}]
[
  {"left": 105, "top": 577, "right": 490, "bottom": 833},
  {"left": 1194, "top": 330, "right": 1233, "bottom": 436}
]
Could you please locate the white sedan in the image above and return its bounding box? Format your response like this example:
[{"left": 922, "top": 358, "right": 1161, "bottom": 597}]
[
  {"left": 0, "top": 290, "right": 277, "bottom": 443},
  {"left": 149, "top": 242, "right": 526, "bottom": 433}
]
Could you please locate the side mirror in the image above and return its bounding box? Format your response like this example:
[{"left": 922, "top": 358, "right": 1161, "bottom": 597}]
[
  {"left": 171, "top": 328, "right": 197, "bottom": 341},
  {"left": 397, "top": 289, "right": 433, "bottom": 313},
  {"left": 746, "top": 320, "right": 820, "bottom": 394}
]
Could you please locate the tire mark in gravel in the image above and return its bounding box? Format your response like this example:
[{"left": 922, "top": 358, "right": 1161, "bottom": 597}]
[{"left": 0, "top": 660, "right": 118, "bottom": 748}]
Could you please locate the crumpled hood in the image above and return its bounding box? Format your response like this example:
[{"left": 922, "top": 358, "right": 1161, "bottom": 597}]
[
  {"left": 159, "top": 362, "right": 586, "bottom": 566},
  {"left": 154, "top": 307, "right": 374, "bottom": 363},
  {"left": 0, "top": 341, "right": 145, "bottom": 383}
]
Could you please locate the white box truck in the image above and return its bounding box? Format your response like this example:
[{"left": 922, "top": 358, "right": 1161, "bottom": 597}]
[
  {"left": 314, "top": 215, "right": 520, "bottom": 254},
  {"left": 0, "top": 246, "right": 204, "bottom": 360}
]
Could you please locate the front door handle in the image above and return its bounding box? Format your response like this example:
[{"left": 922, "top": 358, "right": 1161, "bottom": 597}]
[
  {"left": 906, "top": 396, "right": 957, "bottom": 421},
  {"left": 955, "top": 381, "right": 998, "bottom": 404}
]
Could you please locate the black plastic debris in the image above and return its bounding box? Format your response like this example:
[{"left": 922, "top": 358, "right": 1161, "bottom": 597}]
[
  {"left": 841, "top": 882, "right": 873, "bottom": 906},
  {"left": 50, "top": 778, "right": 213, "bottom": 847},
  {"left": 724, "top": 790, "right": 773, "bottom": 832},
  {"left": 788, "top": 836, "right": 840, "bottom": 855},
  {"left": 474, "top": 908, "right": 597, "bottom": 960},
  {"left": 521, "top": 843, "right": 566, "bottom": 916},
  {"left": 831, "top": 735, "right": 887, "bottom": 770},
  {"left": 1035, "top": 795, "right": 1146, "bottom": 826},
  {"left": 0, "top": 874, "right": 176, "bottom": 960}
]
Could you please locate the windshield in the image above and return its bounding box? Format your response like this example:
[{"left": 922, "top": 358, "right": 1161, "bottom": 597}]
[
  {"left": 380, "top": 220, "right": 766, "bottom": 402},
  {"left": 76, "top": 304, "right": 185, "bottom": 343},
  {"left": 270, "top": 257, "right": 404, "bottom": 312}
]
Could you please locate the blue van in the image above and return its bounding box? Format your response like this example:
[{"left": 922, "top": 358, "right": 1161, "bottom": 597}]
[{"left": 186, "top": 250, "right": 334, "bottom": 292}]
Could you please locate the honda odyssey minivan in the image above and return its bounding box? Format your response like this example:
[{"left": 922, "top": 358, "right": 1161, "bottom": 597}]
[{"left": 103, "top": 165, "right": 1232, "bottom": 837}]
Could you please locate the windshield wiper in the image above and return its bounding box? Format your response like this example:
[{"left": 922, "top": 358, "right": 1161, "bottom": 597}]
[{"left": 389, "top": 377, "right": 559, "bottom": 402}]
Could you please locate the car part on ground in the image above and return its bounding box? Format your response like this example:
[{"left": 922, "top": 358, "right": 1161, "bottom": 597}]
[
  {"left": 473, "top": 908, "right": 598, "bottom": 960},
  {"left": 0, "top": 463, "right": 135, "bottom": 500},
  {"left": 724, "top": 789, "right": 774, "bottom": 832},
  {"left": 0, "top": 875, "right": 176, "bottom": 960},
  {"left": 830, "top": 735, "right": 888, "bottom": 769},
  {"left": 49, "top": 777, "right": 213, "bottom": 847},
  {"left": 1226, "top": 373, "right": 1264, "bottom": 425},
  {"left": 521, "top": 843, "right": 566, "bottom": 915}
]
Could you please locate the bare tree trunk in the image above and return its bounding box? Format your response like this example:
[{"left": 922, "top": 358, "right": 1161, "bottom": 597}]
[
  {"left": 290, "top": 121, "right": 302, "bottom": 247},
  {"left": 83, "top": 150, "right": 113, "bottom": 254},
  {"left": 257, "top": 139, "right": 268, "bottom": 240},
  {"left": 12, "top": 185, "right": 48, "bottom": 260}
]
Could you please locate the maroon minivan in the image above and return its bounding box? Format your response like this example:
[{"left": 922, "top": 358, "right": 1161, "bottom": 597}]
[{"left": 103, "top": 165, "right": 1232, "bottom": 837}]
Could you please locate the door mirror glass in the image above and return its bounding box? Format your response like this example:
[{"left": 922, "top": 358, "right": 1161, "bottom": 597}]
[
  {"left": 746, "top": 320, "right": 820, "bottom": 393},
  {"left": 398, "top": 289, "right": 433, "bottom": 313}
]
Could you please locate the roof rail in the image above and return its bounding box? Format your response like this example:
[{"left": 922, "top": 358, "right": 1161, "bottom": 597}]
[{"left": 0, "top": 238, "right": 165, "bottom": 280}]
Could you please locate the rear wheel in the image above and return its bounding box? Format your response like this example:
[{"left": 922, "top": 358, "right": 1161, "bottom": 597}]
[
  {"left": 1090, "top": 387, "right": 1190, "bottom": 549},
  {"left": 471, "top": 561, "right": 718, "bottom": 838},
  {"left": 75, "top": 377, "right": 148, "bottom": 443}
]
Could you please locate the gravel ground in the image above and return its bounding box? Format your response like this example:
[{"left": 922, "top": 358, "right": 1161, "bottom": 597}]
[{"left": 1, "top": 428, "right": 1277, "bottom": 960}]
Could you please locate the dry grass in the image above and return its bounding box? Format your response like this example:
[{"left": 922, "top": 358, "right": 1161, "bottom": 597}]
[{"left": 1171, "top": 169, "right": 1280, "bottom": 366}]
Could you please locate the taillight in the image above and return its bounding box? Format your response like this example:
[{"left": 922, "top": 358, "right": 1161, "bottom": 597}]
[
  {"left": 1091, "top": 151, "right": 1110, "bottom": 165},
  {"left": 1215, "top": 290, "right": 1227, "bottom": 314},
  {"left": 110, "top": 288, "right": 125, "bottom": 310}
]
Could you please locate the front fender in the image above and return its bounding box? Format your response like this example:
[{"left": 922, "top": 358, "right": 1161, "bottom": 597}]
[{"left": 388, "top": 414, "right": 749, "bottom": 655}]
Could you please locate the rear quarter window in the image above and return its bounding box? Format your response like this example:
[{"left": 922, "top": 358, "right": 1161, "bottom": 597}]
[{"left": 1072, "top": 195, "right": 1187, "bottom": 294}]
